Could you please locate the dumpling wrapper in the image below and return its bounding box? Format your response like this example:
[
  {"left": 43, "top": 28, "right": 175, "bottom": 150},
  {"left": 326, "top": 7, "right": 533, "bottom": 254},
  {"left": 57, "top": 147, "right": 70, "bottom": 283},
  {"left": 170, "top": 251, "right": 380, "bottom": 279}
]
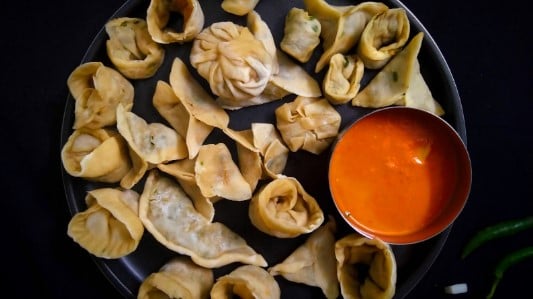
[
  {"left": 356, "top": 8, "right": 410, "bottom": 69},
  {"left": 116, "top": 103, "right": 188, "bottom": 165},
  {"left": 210, "top": 265, "right": 280, "bottom": 299},
  {"left": 280, "top": 7, "right": 321, "bottom": 63},
  {"left": 335, "top": 233, "right": 397, "bottom": 299},
  {"left": 275, "top": 96, "right": 341, "bottom": 155},
  {"left": 67, "top": 188, "right": 143, "bottom": 259},
  {"left": 146, "top": 0, "right": 204, "bottom": 44},
  {"left": 269, "top": 216, "right": 339, "bottom": 299},
  {"left": 303, "top": 0, "right": 388, "bottom": 72},
  {"left": 139, "top": 170, "right": 267, "bottom": 268},
  {"left": 105, "top": 17, "right": 165, "bottom": 79},
  {"left": 67, "top": 61, "right": 134, "bottom": 129},
  {"left": 249, "top": 177, "right": 324, "bottom": 238},
  {"left": 221, "top": 0, "right": 260, "bottom": 16},
  {"left": 352, "top": 32, "right": 445, "bottom": 116},
  {"left": 61, "top": 128, "right": 130, "bottom": 183},
  {"left": 251, "top": 123, "right": 289, "bottom": 178},
  {"left": 120, "top": 146, "right": 148, "bottom": 189},
  {"left": 138, "top": 256, "right": 213, "bottom": 299},
  {"left": 323, "top": 53, "right": 365, "bottom": 104}
]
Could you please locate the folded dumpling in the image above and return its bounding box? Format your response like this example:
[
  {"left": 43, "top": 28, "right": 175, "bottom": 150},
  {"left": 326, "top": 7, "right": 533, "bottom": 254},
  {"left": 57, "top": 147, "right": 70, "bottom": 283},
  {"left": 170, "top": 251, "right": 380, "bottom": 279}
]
[
  {"left": 356, "top": 8, "right": 410, "bottom": 69},
  {"left": 303, "top": 0, "right": 388, "bottom": 72},
  {"left": 67, "top": 188, "right": 143, "bottom": 259},
  {"left": 138, "top": 256, "right": 213, "bottom": 299},
  {"left": 210, "top": 265, "right": 280, "bottom": 299},
  {"left": 221, "top": 0, "right": 260, "bottom": 16},
  {"left": 323, "top": 53, "right": 365, "bottom": 104},
  {"left": 275, "top": 96, "right": 341, "bottom": 154},
  {"left": 352, "top": 32, "right": 445, "bottom": 116},
  {"left": 105, "top": 17, "right": 165, "bottom": 79},
  {"left": 146, "top": 0, "right": 204, "bottom": 44},
  {"left": 280, "top": 7, "right": 321, "bottom": 63},
  {"left": 335, "top": 233, "right": 397, "bottom": 299},
  {"left": 67, "top": 61, "right": 134, "bottom": 129},
  {"left": 249, "top": 177, "right": 324, "bottom": 238},
  {"left": 61, "top": 128, "right": 130, "bottom": 183},
  {"left": 269, "top": 217, "right": 339, "bottom": 299},
  {"left": 120, "top": 146, "right": 148, "bottom": 189},
  {"left": 139, "top": 170, "right": 267, "bottom": 268}
]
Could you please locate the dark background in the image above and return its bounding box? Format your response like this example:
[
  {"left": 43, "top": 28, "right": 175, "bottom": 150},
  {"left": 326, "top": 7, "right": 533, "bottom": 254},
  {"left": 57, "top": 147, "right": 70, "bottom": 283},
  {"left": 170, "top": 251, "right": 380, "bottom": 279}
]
[{"left": 2, "top": 0, "right": 531, "bottom": 298}]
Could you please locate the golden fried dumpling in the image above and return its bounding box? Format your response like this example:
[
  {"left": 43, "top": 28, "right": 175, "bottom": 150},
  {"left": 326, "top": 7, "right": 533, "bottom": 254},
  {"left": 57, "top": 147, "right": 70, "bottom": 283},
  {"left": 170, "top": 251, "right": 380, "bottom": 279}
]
[
  {"left": 275, "top": 96, "right": 341, "bottom": 154},
  {"left": 352, "top": 32, "right": 445, "bottom": 116},
  {"left": 280, "top": 7, "right": 321, "bottom": 63},
  {"left": 210, "top": 265, "right": 281, "bottom": 299},
  {"left": 249, "top": 177, "right": 324, "bottom": 238},
  {"left": 116, "top": 104, "right": 188, "bottom": 165},
  {"left": 67, "top": 188, "right": 143, "bottom": 259},
  {"left": 356, "top": 8, "right": 410, "bottom": 69},
  {"left": 335, "top": 233, "right": 397, "bottom": 299},
  {"left": 221, "top": 0, "right": 260, "bottom": 16},
  {"left": 138, "top": 256, "right": 213, "bottom": 299},
  {"left": 146, "top": 0, "right": 204, "bottom": 44},
  {"left": 61, "top": 128, "right": 130, "bottom": 183},
  {"left": 120, "top": 147, "right": 148, "bottom": 189},
  {"left": 251, "top": 123, "right": 289, "bottom": 178},
  {"left": 236, "top": 135, "right": 263, "bottom": 192},
  {"left": 303, "top": 0, "right": 388, "bottom": 72},
  {"left": 139, "top": 170, "right": 267, "bottom": 268},
  {"left": 67, "top": 61, "right": 134, "bottom": 129},
  {"left": 195, "top": 143, "right": 252, "bottom": 201},
  {"left": 269, "top": 217, "right": 339, "bottom": 299},
  {"left": 105, "top": 17, "right": 165, "bottom": 79},
  {"left": 323, "top": 53, "right": 365, "bottom": 105}
]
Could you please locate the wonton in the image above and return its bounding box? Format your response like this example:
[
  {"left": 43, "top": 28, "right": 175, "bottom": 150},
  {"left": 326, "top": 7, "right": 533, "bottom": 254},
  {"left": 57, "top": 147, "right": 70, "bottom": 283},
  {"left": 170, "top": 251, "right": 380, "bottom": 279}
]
[
  {"left": 146, "top": 0, "right": 204, "bottom": 44},
  {"left": 211, "top": 265, "right": 280, "bottom": 299}
]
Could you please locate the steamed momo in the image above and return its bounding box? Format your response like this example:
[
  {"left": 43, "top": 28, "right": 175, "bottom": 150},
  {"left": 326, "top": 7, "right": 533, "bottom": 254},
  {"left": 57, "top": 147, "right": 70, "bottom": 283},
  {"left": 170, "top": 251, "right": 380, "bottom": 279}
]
[
  {"left": 210, "top": 265, "right": 280, "bottom": 299},
  {"left": 146, "top": 0, "right": 204, "bottom": 44}
]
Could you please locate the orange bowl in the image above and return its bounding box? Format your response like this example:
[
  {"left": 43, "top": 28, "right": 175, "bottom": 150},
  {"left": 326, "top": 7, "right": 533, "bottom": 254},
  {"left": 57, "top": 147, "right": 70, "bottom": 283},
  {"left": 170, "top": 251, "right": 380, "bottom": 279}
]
[{"left": 329, "top": 107, "right": 471, "bottom": 244}]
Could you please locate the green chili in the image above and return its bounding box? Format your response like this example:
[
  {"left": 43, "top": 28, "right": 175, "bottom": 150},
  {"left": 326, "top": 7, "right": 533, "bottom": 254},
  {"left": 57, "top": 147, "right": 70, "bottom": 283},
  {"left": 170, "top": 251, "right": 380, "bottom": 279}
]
[
  {"left": 461, "top": 216, "right": 533, "bottom": 259},
  {"left": 486, "top": 246, "right": 533, "bottom": 299}
]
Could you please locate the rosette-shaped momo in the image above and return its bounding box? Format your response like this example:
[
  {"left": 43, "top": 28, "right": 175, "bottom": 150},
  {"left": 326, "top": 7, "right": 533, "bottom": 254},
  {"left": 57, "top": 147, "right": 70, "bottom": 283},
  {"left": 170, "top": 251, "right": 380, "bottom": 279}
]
[
  {"left": 249, "top": 177, "right": 324, "bottom": 238},
  {"left": 105, "top": 17, "right": 165, "bottom": 79},
  {"left": 269, "top": 217, "right": 339, "bottom": 299},
  {"left": 352, "top": 32, "right": 445, "bottom": 116},
  {"left": 303, "top": 0, "right": 388, "bottom": 72},
  {"left": 356, "top": 8, "right": 410, "bottom": 69},
  {"left": 275, "top": 96, "right": 341, "bottom": 154},
  {"left": 67, "top": 188, "right": 143, "bottom": 259},
  {"left": 67, "top": 61, "right": 134, "bottom": 129},
  {"left": 146, "top": 0, "right": 204, "bottom": 44},
  {"left": 335, "top": 233, "right": 397, "bottom": 299},
  {"left": 210, "top": 265, "right": 280, "bottom": 299},
  {"left": 221, "top": 0, "right": 260, "bottom": 16},
  {"left": 138, "top": 256, "right": 213, "bottom": 299},
  {"left": 139, "top": 170, "right": 267, "bottom": 268},
  {"left": 323, "top": 54, "right": 365, "bottom": 105},
  {"left": 280, "top": 7, "right": 321, "bottom": 63},
  {"left": 61, "top": 128, "right": 130, "bottom": 183}
]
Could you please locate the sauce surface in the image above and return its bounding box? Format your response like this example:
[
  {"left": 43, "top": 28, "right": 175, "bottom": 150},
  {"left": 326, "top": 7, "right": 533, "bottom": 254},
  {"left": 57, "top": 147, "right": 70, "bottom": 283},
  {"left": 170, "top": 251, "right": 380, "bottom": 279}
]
[{"left": 329, "top": 108, "right": 459, "bottom": 238}]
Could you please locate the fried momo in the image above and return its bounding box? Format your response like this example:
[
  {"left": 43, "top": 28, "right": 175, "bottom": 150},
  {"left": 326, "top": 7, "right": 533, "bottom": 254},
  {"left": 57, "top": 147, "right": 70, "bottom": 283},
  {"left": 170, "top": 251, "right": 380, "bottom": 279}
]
[
  {"left": 146, "top": 0, "right": 204, "bottom": 44},
  {"left": 67, "top": 188, "right": 143, "bottom": 259},
  {"left": 323, "top": 53, "right": 365, "bottom": 104},
  {"left": 210, "top": 265, "right": 280, "bottom": 299},
  {"left": 280, "top": 7, "right": 321, "bottom": 63},
  {"left": 105, "top": 17, "right": 165, "bottom": 79},
  {"left": 221, "top": 0, "right": 260, "bottom": 16},
  {"left": 335, "top": 233, "right": 397, "bottom": 299},
  {"left": 138, "top": 256, "right": 213, "bottom": 299}
]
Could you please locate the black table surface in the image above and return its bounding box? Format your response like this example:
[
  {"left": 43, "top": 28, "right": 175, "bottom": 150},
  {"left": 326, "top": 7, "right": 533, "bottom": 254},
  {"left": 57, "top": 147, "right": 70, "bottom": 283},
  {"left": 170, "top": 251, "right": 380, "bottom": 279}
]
[{"left": 2, "top": 0, "right": 532, "bottom": 298}]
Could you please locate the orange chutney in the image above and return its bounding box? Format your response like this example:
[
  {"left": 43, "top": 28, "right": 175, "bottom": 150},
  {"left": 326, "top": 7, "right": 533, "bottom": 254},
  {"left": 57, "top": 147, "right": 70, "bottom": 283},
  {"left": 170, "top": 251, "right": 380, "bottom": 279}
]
[{"left": 329, "top": 108, "right": 462, "bottom": 240}]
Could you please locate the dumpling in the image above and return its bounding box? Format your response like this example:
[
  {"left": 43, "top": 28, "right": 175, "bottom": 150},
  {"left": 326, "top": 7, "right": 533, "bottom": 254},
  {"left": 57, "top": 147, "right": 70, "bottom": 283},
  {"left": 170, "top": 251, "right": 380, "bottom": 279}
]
[
  {"left": 139, "top": 169, "right": 267, "bottom": 268},
  {"left": 120, "top": 146, "right": 148, "bottom": 189},
  {"left": 221, "top": 0, "right": 260, "bottom": 16},
  {"left": 138, "top": 256, "right": 213, "bottom": 299},
  {"left": 335, "top": 233, "right": 397, "bottom": 299},
  {"left": 251, "top": 123, "right": 289, "bottom": 178},
  {"left": 105, "top": 17, "right": 165, "bottom": 79},
  {"left": 210, "top": 265, "right": 280, "bottom": 299},
  {"left": 352, "top": 32, "right": 445, "bottom": 116},
  {"left": 249, "top": 177, "right": 324, "bottom": 238},
  {"left": 323, "top": 53, "right": 365, "bottom": 104},
  {"left": 269, "top": 217, "right": 339, "bottom": 299},
  {"left": 67, "top": 61, "right": 134, "bottom": 129},
  {"left": 61, "top": 128, "right": 130, "bottom": 183},
  {"left": 275, "top": 96, "right": 341, "bottom": 154},
  {"left": 67, "top": 188, "right": 143, "bottom": 259},
  {"left": 146, "top": 0, "right": 204, "bottom": 44},
  {"left": 280, "top": 7, "right": 321, "bottom": 63},
  {"left": 356, "top": 8, "right": 410, "bottom": 69},
  {"left": 303, "top": 0, "right": 388, "bottom": 72}
]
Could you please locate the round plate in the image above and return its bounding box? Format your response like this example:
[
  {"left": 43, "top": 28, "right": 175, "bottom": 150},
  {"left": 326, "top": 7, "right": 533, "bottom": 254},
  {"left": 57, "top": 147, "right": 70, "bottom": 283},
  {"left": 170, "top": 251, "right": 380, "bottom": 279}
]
[{"left": 61, "top": 0, "right": 465, "bottom": 298}]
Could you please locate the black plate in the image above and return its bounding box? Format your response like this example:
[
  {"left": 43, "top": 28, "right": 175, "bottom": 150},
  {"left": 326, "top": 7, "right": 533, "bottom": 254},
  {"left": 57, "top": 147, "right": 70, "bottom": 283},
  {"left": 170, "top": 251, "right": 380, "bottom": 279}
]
[{"left": 61, "top": 0, "right": 465, "bottom": 298}]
